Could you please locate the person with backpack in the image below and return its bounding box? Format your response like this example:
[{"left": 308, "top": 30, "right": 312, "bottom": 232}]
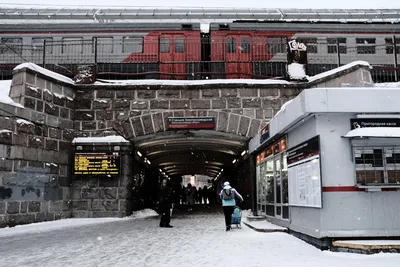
[{"left": 219, "top": 181, "right": 243, "bottom": 231}]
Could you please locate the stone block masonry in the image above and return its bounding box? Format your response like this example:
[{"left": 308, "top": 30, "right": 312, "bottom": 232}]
[
  {"left": 0, "top": 62, "right": 373, "bottom": 227},
  {"left": 0, "top": 68, "right": 75, "bottom": 228}
]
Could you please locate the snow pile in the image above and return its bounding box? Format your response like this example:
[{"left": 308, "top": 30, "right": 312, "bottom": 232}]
[
  {"left": 287, "top": 63, "right": 308, "bottom": 80},
  {"left": 14, "top": 62, "right": 73, "bottom": 84},
  {"left": 72, "top": 135, "right": 130, "bottom": 143},
  {"left": 0, "top": 217, "right": 124, "bottom": 238},
  {"left": 374, "top": 82, "right": 400, "bottom": 88},
  {"left": 344, "top": 127, "right": 400, "bottom": 138},
  {"left": 94, "top": 78, "right": 290, "bottom": 86},
  {"left": 309, "top": 60, "right": 371, "bottom": 82},
  {"left": 130, "top": 209, "right": 159, "bottom": 219},
  {"left": 0, "top": 80, "right": 23, "bottom": 107},
  {"left": 275, "top": 99, "right": 294, "bottom": 116}
]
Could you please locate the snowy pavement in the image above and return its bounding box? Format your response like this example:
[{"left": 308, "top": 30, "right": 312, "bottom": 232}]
[{"left": 1, "top": 209, "right": 400, "bottom": 267}]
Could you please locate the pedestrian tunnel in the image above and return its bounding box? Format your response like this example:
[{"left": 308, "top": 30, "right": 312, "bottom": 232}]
[{"left": 128, "top": 129, "right": 251, "bottom": 212}]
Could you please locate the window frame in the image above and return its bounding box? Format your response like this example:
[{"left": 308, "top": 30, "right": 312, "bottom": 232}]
[
  {"left": 61, "top": 37, "right": 84, "bottom": 54},
  {"left": 0, "top": 37, "right": 23, "bottom": 55},
  {"left": 267, "top": 37, "right": 286, "bottom": 54},
  {"left": 122, "top": 36, "right": 143, "bottom": 53},
  {"left": 352, "top": 145, "right": 400, "bottom": 186},
  {"left": 297, "top": 37, "right": 318, "bottom": 54},
  {"left": 355, "top": 38, "right": 376, "bottom": 54},
  {"left": 327, "top": 38, "right": 347, "bottom": 54}
]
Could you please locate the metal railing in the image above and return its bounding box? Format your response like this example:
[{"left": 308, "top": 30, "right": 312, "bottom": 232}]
[{"left": 0, "top": 37, "right": 398, "bottom": 82}]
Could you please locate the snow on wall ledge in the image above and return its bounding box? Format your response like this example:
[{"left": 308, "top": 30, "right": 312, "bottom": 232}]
[
  {"left": 72, "top": 135, "right": 130, "bottom": 143},
  {"left": 12, "top": 61, "right": 371, "bottom": 87}
]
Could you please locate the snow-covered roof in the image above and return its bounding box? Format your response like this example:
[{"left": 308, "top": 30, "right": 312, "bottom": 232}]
[
  {"left": 344, "top": 127, "right": 400, "bottom": 138},
  {"left": 265, "top": 85, "right": 400, "bottom": 145},
  {"left": 1, "top": 7, "right": 400, "bottom": 23},
  {"left": 72, "top": 135, "right": 130, "bottom": 143}
]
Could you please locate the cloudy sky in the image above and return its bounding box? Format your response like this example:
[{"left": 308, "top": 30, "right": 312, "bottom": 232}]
[{"left": 0, "top": 0, "right": 399, "bottom": 9}]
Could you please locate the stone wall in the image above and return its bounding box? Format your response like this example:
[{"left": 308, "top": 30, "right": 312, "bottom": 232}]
[
  {"left": 0, "top": 62, "right": 373, "bottom": 227},
  {"left": 70, "top": 151, "right": 133, "bottom": 218},
  {"left": 73, "top": 86, "right": 299, "bottom": 139},
  {"left": 0, "top": 69, "right": 75, "bottom": 227}
]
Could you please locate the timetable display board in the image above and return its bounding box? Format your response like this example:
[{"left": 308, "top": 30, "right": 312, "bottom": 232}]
[
  {"left": 74, "top": 152, "right": 120, "bottom": 175},
  {"left": 287, "top": 136, "right": 322, "bottom": 208}
]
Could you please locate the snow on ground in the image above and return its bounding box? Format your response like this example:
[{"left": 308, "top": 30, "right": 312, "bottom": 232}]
[
  {"left": 1, "top": 210, "right": 399, "bottom": 267},
  {"left": 0, "top": 217, "right": 127, "bottom": 238}
]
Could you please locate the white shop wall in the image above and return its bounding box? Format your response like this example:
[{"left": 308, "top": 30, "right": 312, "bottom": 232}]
[{"left": 286, "top": 116, "right": 323, "bottom": 238}]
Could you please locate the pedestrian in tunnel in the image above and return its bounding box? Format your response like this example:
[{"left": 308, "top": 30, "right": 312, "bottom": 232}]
[
  {"left": 220, "top": 181, "right": 243, "bottom": 231},
  {"left": 159, "top": 179, "right": 173, "bottom": 228}
]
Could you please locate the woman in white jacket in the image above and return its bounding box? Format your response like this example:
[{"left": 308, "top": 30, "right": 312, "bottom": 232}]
[{"left": 219, "top": 181, "right": 243, "bottom": 231}]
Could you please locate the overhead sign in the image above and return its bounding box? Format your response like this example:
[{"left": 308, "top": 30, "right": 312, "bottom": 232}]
[
  {"left": 287, "top": 135, "right": 320, "bottom": 165},
  {"left": 350, "top": 118, "right": 400, "bottom": 130},
  {"left": 167, "top": 117, "right": 215, "bottom": 129},
  {"left": 260, "top": 124, "right": 270, "bottom": 144},
  {"left": 74, "top": 152, "right": 120, "bottom": 175}
]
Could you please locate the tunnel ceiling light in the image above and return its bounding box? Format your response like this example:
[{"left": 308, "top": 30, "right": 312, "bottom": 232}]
[
  {"left": 232, "top": 159, "right": 237, "bottom": 164},
  {"left": 241, "top": 150, "right": 247, "bottom": 156},
  {"left": 137, "top": 151, "right": 142, "bottom": 157},
  {"left": 221, "top": 169, "right": 223, "bottom": 172}
]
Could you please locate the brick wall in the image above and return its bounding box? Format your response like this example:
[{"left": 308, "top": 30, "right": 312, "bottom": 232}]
[{"left": 0, "top": 70, "right": 75, "bottom": 227}]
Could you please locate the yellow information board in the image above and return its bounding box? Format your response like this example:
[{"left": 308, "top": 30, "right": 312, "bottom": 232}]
[{"left": 73, "top": 152, "right": 120, "bottom": 175}]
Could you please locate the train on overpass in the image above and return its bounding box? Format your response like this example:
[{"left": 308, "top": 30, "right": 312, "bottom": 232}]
[{"left": 0, "top": 7, "right": 400, "bottom": 81}]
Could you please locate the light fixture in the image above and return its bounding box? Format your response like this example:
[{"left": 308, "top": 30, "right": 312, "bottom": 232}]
[
  {"left": 221, "top": 169, "right": 223, "bottom": 172},
  {"left": 241, "top": 150, "right": 247, "bottom": 156},
  {"left": 137, "top": 151, "right": 142, "bottom": 157},
  {"left": 232, "top": 159, "right": 237, "bottom": 164}
]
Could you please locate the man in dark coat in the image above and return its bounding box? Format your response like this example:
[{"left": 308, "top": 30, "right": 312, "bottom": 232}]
[{"left": 159, "top": 179, "right": 173, "bottom": 228}]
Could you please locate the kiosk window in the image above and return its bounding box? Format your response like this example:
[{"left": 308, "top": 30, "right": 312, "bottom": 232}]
[{"left": 353, "top": 147, "right": 400, "bottom": 185}]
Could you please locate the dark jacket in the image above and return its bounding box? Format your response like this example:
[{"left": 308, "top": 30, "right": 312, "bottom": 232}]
[{"left": 159, "top": 185, "right": 173, "bottom": 209}]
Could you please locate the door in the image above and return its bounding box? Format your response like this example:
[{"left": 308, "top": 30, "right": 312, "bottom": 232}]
[
  {"left": 224, "top": 34, "right": 253, "bottom": 79},
  {"left": 274, "top": 154, "right": 283, "bottom": 218},
  {"left": 159, "top": 34, "right": 187, "bottom": 79}
]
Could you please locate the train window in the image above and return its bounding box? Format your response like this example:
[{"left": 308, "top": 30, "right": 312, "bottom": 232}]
[
  {"left": 267, "top": 37, "right": 285, "bottom": 54},
  {"left": 240, "top": 38, "right": 250, "bottom": 53},
  {"left": 297, "top": 38, "right": 317, "bottom": 53},
  {"left": 95, "top": 37, "right": 113, "bottom": 53},
  {"left": 160, "top": 38, "right": 170, "bottom": 53},
  {"left": 62, "top": 37, "right": 83, "bottom": 54},
  {"left": 123, "top": 37, "right": 143, "bottom": 53},
  {"left": 356, "top": 38, "right": 376, "bottom": 54},
  {"left": 175, "top": 38, "right": 184, "bottom": 53},
  {"left": 385, "top": 38, "right": 400, "bottom": 54},
  {"left": 32, "top": 38, "right": 53, "bottom": 54},
  {"left": 226, "top": 38, "right": 236, "bottom": 53},
  {"left": 0, "top": 38, "right": 22, "bottom": 55},
  {"left": 327, "top": 38, "right": 347, "bottom": 54}
]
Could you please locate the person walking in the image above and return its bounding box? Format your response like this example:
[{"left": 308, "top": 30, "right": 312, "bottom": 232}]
[
  {"left": 219, "top": 181, "right": 243, "bottom": 231},
  {"left": 159, "top": 179, "right": 173, "bottom": 228}
]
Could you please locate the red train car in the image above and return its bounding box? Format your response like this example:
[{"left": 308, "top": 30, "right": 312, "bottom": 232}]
[
  {"left": 210, "top": 21, "right": 400, "bottom": 79},
  {"left": 121, "top": 24, "right": 201, "bottom": 79}
]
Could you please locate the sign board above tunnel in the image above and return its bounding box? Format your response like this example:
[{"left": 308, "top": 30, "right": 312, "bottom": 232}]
[{"left": 167, "top": 117, "right": 215, "bottom": 129}]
